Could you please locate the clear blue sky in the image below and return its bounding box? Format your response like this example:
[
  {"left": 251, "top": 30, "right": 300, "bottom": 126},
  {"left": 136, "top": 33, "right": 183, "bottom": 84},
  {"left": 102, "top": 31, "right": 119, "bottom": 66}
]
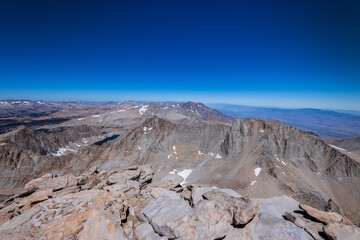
[{"left": 1, "top": 0, "right": 359, "bottom": 110}]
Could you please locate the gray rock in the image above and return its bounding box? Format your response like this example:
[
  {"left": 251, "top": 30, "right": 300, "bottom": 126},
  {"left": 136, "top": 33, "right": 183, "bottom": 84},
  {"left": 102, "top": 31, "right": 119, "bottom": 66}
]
[
  {"left": 252, "top": 213, "right": 313, "bottom": 240},
  {"left": 156, "top": 174, "right": 184, "bottom": 190},
  {"left": 284, "top": 211, "right": 324, "bottom": 240},
  {"left": 255, "top": 195, "right": 300, "bottom": 219},
  {"left": 192, "top": 186, "right": 242, "bottom": 205},
  {"left": 142, "top": 188, "right": 260, "bottom": 240},
  {"left": 142, "top": 196, "right": 192, "bottom": 239},
  {"left": 107, "top": 169, "right": 140, "bottom": 184},
  {"left": 151, "top": 187, "right": 181, "bottom": 199},
  {"left": 202, "top": 190, "right": 259, "bottom": 225},
  {"left": 134, "top": 222, "right": 167, "bottom": 240},
  {"left": 138, "top": 165, "right": 154, "bottom": 188}
]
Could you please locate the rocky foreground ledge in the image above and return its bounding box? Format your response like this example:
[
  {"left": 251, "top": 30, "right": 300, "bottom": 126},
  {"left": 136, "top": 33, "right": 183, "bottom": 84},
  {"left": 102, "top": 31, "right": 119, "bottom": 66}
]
[{"left": 0, "top": 165, "right": 359, "bottom": 240}]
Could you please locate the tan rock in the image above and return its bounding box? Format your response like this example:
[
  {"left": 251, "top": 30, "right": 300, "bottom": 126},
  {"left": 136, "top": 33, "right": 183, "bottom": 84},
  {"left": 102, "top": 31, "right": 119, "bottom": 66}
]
[
  {"left": 107, "top": 169, "right": 141, "bottom": 184},
  {"left": 43, "top": 211, "right": 89, "bottom": 239},
  {"left": 18, "top": 188, "right": 53, "bottom": 207},
  {"left": 202, "top": 190, "right": 259, "bottom": 225},
  {"left": 284, "top": 211, "right": 324, "bottom": 240},
  {"left": 324, "top": 223, "right": 360, "bottom": 240},
  {"left": 78, "top": 210, "right": 128, "bottom": 240},
  {"left": 155, "top": 174, "right": 183, "bottom": 190},
  {"left": 151, "top": 187, "right": 180, "bottom": 199},
  {"left": 24, "top": 173, "right": 53, "bottom": 190},
  {"left": 299, "top": 204, "right": 343, "bottom": 224},
  {"left": 88, "top": 165, "right": 98, "bottom": 175},
  {"left": 123, "top": 220, "right": 133, "bottom": 235}
]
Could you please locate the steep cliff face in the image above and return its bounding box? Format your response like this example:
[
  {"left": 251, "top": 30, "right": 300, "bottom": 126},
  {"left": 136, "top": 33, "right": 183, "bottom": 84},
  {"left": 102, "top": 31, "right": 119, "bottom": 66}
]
[
  {"left": 98, "top": 116, "right": 230, "bottom": 173},
  {"left": 216, "top": 118, "right": 360, "bottom": 225},
  {"left": 221, "top": 117, "right": 360, "bottom": 181},
  {"left": 0, "top": 125, "right": 101, "bottom": 188}
]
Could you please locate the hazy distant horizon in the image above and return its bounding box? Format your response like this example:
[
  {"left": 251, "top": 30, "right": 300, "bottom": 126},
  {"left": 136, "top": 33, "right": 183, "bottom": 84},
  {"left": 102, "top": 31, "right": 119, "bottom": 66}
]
[{"left": 1, "top": 91, "right": 360, "bottom": 112}]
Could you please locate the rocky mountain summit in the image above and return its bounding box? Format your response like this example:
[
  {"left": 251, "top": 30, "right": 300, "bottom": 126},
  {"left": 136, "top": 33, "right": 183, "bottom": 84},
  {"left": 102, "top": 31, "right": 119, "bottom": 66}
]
[
  {"left": 1, "top": 164, "right": 359, "bottom": 240},
  {"left": 0, "top": 100, "right": 359, "bottom": 239}
]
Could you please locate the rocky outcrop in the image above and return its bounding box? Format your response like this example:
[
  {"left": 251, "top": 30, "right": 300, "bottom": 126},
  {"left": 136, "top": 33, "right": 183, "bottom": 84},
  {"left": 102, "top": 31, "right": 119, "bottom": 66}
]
[
  {"left": 284, "top": 203, "right": 359, "bottom": 240},
  {"left": 1, "top": 164, "right": 359, "bottom": 239}
]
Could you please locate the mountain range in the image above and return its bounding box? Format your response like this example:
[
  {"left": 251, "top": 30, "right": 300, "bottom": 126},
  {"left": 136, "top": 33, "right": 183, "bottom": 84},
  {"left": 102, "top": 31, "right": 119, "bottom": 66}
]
[
  {"left": 209, "top": 103, "right": 360, "bottom": 139},
  {"left": 0, "top": 100, "right": 359, "bottom": 239}
]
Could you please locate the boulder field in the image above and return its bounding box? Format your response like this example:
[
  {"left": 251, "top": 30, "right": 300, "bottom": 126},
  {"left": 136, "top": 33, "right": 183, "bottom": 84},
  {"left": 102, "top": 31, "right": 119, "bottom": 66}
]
[{"left": 0, "top": 165, "right": 358, "bottom": 240}]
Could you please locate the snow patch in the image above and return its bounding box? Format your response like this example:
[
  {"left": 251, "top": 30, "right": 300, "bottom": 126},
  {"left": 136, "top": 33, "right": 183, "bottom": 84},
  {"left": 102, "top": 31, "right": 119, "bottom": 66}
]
[
  {"left": 52, "top": 147, "right": 77, "bottom": 157},
  {"left": 0, "top": 143, "right": 6, "bottom": 146},
  {"left": 254, "top": 167, "right": 262, "bottom": 176},
  {"left": 198, "top": 150, "right": 204, "bottom": 156},
  {"left": 169, "top": 169, "right": 193, "bottom": 186},
  {"left": 137, "top": 145, "right": 141, "bottom": 150},
  {"left": 329, "top": 144, "right": 347, "bottom": 152},
  {"left": 259, "top": 129, "right": 264, "bottom": 133},
  {"left": 117, "top": 110, "right": 126, "bottom": 112},
  {"left": 177, "top": 169, "right": 192, "bottom": 186},
  {"left": 215, "top": 154, "right": 222, "bottom": 159},
  {"left": 74, "top": 143, "right": 81, "bottom": 147},
  {"left": 250, "top": 180, "right": 256, "bottom": 185},
  {"left": 92, "top": 115, "right": 100, "bottom": 117},
  {"left": 82, "top": 138, "right": 88, "bottom": 144},
  {"left": 143, "top": 126, "right": 153, "bottom": 134},
  {"left": 78, "top": 118, "right": 85, "bottom": 120},
  {"left": 139, "top": 105, "right": 149, "bottom": 115},
  {"left": 281, "top": 161, "right": 287, "bottom": 165}
]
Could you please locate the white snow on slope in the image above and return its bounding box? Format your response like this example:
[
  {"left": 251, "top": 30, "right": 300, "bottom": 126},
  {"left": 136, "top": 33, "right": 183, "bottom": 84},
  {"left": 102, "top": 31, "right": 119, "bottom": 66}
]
[
  {"left": 198, "top": 150, "right": 204, "bottom": 156},
  {"left": 52, "top": 147, "right": 77, "bottom": 157},
  {"left": 281, "top": 161, "right": 287, "bottom": 165},
  {"left": 259, "top": 129, "right": 264, "bottom": 133},
  {"left": 78, "top": 118, "right": 85, "bottom": 120},
  {"left": 169, "top": 169, "right": 193, "bottom": 186},
  {"left": 92, "top": 115, "right": 100, "bottom": 117},
  {"left": 0, "top": 143, "right": 6, "bottom": 146},
  {"left": 137, "top": 145, "right": 141, "bottom": 150},
  {"left": 215, "top": 154, "right": 222, "bottom": 159},
  {"left": 143, "top": 127, "right": 153, "bottom": 134},
  {"left": 139, "top": 105, "right": 149, "bottom": 115},
  {"left": 329, "top": 144, "right": 347, "bottom": 152},
  {"left": 250, "top": 180, "right": 256, "bottom": 185},
  {"left": 254, "top": 167, "right": 262, "bottom": 176},
  {"left": 117, "top": 110, "right": 125, "bottom": 112}
]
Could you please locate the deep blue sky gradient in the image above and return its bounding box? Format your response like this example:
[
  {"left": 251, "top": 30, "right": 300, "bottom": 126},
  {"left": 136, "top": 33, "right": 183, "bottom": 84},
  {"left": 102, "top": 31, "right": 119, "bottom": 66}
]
[{"left": 0, "top": 1, "right": 359, "bottom": 109}]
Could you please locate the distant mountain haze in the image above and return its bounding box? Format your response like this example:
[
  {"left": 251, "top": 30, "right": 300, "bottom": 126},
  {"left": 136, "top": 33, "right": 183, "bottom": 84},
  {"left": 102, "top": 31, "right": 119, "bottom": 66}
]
[{"left": 208, "top": 103, "right": 360, "bottom": 139}]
